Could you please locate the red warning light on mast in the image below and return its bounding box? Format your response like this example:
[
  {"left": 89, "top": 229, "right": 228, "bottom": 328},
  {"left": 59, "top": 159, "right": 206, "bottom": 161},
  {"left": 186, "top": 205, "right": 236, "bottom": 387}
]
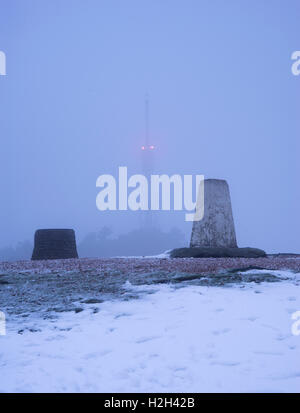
[{"left": 141, "top": 145, "right": 155, "bottom": 150}]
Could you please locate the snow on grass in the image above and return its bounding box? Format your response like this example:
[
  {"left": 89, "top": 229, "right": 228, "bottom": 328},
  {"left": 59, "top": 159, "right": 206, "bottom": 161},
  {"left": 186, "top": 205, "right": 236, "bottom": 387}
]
[
  {"left": 0, "top": 272, "right": 300, "bottom": 392},
  {"left": 114, "top": 250, "right": 172, "bottom": 259}
]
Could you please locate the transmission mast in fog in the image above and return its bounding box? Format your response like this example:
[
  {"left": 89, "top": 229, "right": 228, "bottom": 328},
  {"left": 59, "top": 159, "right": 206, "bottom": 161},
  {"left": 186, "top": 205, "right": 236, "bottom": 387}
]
[{"left": 140, "top": 94, "right": 155, "bottom": 228}]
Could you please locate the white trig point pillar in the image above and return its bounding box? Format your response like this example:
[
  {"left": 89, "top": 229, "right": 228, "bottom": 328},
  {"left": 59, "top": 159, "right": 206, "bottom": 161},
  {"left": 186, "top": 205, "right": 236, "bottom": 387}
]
[{"left": 190, "top": 179, "right": 237, "bottom": 248}]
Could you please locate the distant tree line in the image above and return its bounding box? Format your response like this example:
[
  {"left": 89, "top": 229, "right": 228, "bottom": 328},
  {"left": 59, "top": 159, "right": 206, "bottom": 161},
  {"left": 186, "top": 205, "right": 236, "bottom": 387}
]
[
  {"left": 0, "top": 241, "right": 33, "bottom": 262},
  {"left": 0, "top": 227, "right": 186, "bottom": 261},
  {"left": 78, "top": 226, "right": 185, "bottom": 258}
]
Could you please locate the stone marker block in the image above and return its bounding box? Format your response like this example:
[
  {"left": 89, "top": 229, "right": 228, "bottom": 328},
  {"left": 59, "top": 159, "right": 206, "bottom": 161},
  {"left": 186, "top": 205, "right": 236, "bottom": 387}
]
[
  {"left": 190, "top": 179, "right": 237, "bottom": 248},
  {"left": 31, "top": 229, "right": 78, "bottom": 260}
]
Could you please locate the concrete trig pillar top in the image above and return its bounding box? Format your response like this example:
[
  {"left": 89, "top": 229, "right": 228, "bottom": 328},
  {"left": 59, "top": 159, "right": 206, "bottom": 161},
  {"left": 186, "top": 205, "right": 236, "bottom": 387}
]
[{"left": 190, "top": 179, "right": 237, "bottom": 248}]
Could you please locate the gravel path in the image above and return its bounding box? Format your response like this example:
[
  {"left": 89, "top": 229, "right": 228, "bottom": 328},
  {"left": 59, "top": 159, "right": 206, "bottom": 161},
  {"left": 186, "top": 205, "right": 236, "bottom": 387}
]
[{"left": 1, "top": 255, "right": 300, "bottom": 275}]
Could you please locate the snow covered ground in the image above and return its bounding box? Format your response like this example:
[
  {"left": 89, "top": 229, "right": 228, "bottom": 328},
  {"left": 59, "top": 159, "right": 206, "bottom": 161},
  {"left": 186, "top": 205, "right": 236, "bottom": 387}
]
[{"left": 1, "top": 269, "right": 300, "bottom": 393}]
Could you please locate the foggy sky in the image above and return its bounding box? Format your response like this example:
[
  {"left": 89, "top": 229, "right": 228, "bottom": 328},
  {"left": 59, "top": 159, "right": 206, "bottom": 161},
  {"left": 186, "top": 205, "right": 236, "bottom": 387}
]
[{"left": 1, "top": 0, "right": 299, "bottom": 254}]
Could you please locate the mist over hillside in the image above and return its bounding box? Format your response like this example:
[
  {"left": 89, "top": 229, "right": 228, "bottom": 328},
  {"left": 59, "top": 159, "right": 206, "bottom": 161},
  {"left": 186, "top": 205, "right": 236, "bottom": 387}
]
[{"left": 0, "top": 227, "right": 186, "bottom": 261}]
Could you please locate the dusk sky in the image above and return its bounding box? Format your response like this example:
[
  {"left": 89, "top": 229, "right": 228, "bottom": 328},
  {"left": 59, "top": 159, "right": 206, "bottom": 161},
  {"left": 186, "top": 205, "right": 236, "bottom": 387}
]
[{"left": 1, "top": 0, "right": 299, "bottom": 253}]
